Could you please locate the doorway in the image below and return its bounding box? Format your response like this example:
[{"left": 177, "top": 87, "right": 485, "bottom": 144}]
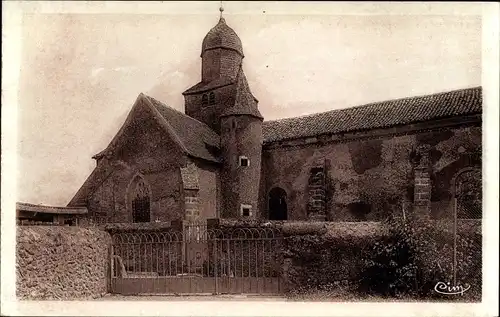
[{"left": 268, "top": 187, "right": 288, "bottom": 220}]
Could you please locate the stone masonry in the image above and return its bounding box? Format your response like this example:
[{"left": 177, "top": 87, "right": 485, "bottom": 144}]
[
  {"left": 16, "top": 226, "right": 111, "bottom": 300},
  {"left": 307, "top": 159, "right": 327, "bottom": 221},
  {"left": 413, "top": 144, "right": 432, "bottom": 217},
  {"left": 180, "top": 162, "right": 201, "bottom": 221}
]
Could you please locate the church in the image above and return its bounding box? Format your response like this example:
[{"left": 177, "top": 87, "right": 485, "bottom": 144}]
[{"left": 68, "top": 16, "right": 482, "bottom": 224}]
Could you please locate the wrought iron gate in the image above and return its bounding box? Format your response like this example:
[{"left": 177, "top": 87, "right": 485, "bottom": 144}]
[{"left": 110, "top": 227, "right": 284, "bottom": 295}]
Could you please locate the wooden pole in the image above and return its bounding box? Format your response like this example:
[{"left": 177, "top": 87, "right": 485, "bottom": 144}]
[{"left": 453, "top": 196, "right": 457, "bottom": 286}]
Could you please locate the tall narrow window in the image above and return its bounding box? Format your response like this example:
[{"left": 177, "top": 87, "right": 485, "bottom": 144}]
[
  {"left": 132, "top": 178, "right": 151, "bottom": 223},
  {"left": 202, "top": 94, "right": 208, "bottom": 106},
  {"left": 209, "top": 92, "right": 216, "bottom": 105}
]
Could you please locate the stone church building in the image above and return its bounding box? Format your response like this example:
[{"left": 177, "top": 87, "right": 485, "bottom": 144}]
[{"left": 68, "top": 17, "right": 482, "bottom": 224}]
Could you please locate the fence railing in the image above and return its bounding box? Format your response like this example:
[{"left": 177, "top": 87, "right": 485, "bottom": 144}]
[{"left": 110, "top": 227, "right": 284, "bottom": 295}]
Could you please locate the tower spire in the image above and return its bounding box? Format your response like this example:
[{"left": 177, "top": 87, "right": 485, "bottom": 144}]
[{"left": 219, "top": 1, "right": 224, "bottom": 19}]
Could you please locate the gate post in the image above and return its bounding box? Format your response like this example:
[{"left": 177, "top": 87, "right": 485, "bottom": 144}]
[
  {"left": 214, "top": 235, "right": 218, "bottom": 295},
  {"left": 282, "top": 257, "right": 292, "bottom": 294},
  {"left": 108, "top": 241, "right": 114, "bottom": 293},
  {"left": 452, "top": 196, "right": 458, "bottom": 286}
]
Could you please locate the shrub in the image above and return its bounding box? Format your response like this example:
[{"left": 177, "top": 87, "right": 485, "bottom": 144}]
[
  {"left": 359, "top": 213, "right": 481, "bottom": 301},
  {"left": 284, "top": 231, "right": 380, "bottom": 296}
]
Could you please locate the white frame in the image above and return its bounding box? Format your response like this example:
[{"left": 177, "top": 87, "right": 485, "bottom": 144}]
[
  {"left": 239, "top": 155, "right": 250, "bottom": 167},
  {"left": 240, "top": 204, "right": 252, "bottom": 217}
]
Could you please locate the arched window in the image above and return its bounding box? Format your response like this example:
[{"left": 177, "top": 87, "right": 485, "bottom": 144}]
[
  {"left": 208, "top": 92, "right": 216, "bottom": 105},
  {"left": 130, "top": 177, "right": 151, "bottom": 223},
  {"left": 453, "top": 168, "right": 482, "bottom": 219},
  {"left": 202, "top": 94, "right": 208, "bottom": 106},
  {"left": 268, "top": 187, "right": 288, "bottom": 220}
]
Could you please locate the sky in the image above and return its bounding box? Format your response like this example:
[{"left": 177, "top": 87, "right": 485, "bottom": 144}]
[{"left": 13, "top": 2, "right": 482, "bottom": 206}]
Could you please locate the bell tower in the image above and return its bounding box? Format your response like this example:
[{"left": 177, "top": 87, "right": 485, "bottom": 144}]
[
  {"left": 182, "top": 10, "right": 245, "bottom": 133},
  {"left": 183, "top": 8, "right": 264, "bottom": 219}
]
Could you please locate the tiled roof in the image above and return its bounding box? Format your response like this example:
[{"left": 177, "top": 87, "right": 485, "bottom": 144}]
[
  {"left": 220, "top": 67, "right": 263, "bottom": 119},
  {"left": 201, "top": 17, "right": 244, "bottom": 57},
  {"left": 145, "top": 95, "right": 221, "bottom": 163},
  {"left": 17, "top": 202, "right": 88, "bottom": 214},
  {"left": 262, "top": 87, "right": 482, "bottom": 143},
  {"left": 183, "top": 77, "right": 235, "bottom": 95},
  {"left": 67, "top": 161, "right": 115, "bottom": 206}
]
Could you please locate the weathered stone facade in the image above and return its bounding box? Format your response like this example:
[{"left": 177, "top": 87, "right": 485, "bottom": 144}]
[
  {"left": 68, "top": 16, "right": 482, "bottom": 225},
  {"left": 261, "top": 123, "right": 481, "bottom": 221},
  {"left": 70, "top": 96, "right": 219, "bottom": 224},
  {"left": 220, "top": 115, "right": 263, "bottom": 218},
  {"left": 16, "top": 226, "right": 111, "bottom": 299}
]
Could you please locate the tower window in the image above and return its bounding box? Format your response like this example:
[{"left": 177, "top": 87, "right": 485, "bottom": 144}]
[
  {"left": 202, "top": 94, "right": 208, "bottom": 106},
  {"left": 239, "top": 156, "right": 249, "bottom": 167},
  {"left": 209, "top": 92, "right": 216, "bottom": 105},
  {"left": 240, "top": 204, "right": 252, "bottom": 217}
]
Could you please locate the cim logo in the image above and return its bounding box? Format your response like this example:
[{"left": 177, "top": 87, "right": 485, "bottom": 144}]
[{"left": 434, "top": 281, "right": 471, "bottom": 296}]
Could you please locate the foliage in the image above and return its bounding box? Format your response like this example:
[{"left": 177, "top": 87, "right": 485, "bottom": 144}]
[
  {"left": 284, "top": 232, "right": 378, "bottom": 295},
  {"left": 359, "top": 213, "right": 482, "bottom": 301}
]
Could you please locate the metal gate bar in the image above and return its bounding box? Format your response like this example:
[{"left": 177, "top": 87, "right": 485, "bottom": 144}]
[{"left": 110, "top": 227, "right": 283, "bottom": 295}]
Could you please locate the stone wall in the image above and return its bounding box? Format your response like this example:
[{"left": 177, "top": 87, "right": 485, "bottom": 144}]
[
  {"left": 220, "top": 115, "right": 263, "bottom": 219},
  {"left": 282, "top": 222, "right": 388, "bottom": 294},
  {"left": 86, "top": 101, "right": 187, "bottom": 223},
  {"left": 184, "top": 83, "right": 236, "bottom": 134},
  {"left": 262, "top": 123, "right": 481, "bottom": 221},
  {"left": 195, "top": 160, "right": 220, "bottom": 220},
  {"left": 202, "top": 48, "right": 242, "bottom": 83},
  {"left": 16, "top": 226, "right": 112, "bottom": 300},
  {"left": 280, "top": 219, "right": 481, "bottom": 300}
]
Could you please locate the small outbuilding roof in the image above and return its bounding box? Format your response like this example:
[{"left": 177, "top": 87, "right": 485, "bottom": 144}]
[{"left": 17, "top": 202, "right": 88, "bottom": 215}]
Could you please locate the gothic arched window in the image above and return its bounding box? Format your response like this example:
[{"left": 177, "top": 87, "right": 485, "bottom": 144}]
[
  {"left": 208, "top": 92, "right": 216, "bottom": 105},
  {"left": 131, "top": 177, "right": 151, "bottom": 223},
  {"left": 202, "top": 94, "right": 208, "bottom": 106}
]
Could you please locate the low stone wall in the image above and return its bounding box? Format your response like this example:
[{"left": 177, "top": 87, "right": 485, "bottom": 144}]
[
  {"left": 280, "top": 219, "right": 481, "bottom": 301},
  {"left": 282, "top": 222, "right": 388, "bottom": 295},
  {"left": 16, "top": 226, "right": 112, "bottom": 300},
  {"left": 103, "top": 221, "right": 173, "bottom": 233}
]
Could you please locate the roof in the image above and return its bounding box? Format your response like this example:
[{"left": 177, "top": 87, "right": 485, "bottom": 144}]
[
  {"left": 201, "top": 17, "right": 244, "bottom": 57},
  {"left": 67, "top": 160, "right": 116, "bottom": 206},
  {"left": 220, "top": 67, "right": 263, "bottom": 119},
  {"left": 183, "top": 76, "right": 235, "bottom": 95},
  {"left": 143, "top": 95, "right": 221, "bottom": 163},
  {"left": 70, "top": 94, "right": 221, "bottom": 207},
  {"left": 17, "top": 202, "right": 88, "bottom": 215},
  {"left": 262, "top": 87, "right": 482, "bottom": 143}
]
